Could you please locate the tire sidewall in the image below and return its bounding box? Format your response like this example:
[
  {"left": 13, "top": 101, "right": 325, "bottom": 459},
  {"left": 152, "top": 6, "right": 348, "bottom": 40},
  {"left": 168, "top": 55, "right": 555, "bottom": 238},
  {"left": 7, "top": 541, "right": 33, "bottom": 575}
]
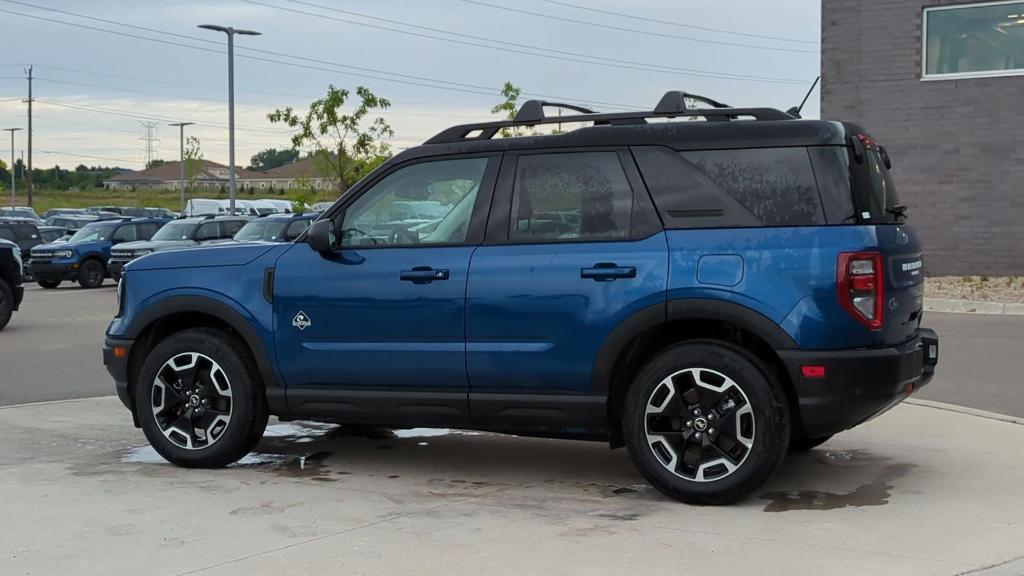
[
  {"left": 78, "top": 259, "right": 105, "bottom": 288},
  {"left": 135, "top": 329, "right": 263, "bottom": 468},
  {"left": 623, "top": 341, "right": 789, "bottom": 504}
]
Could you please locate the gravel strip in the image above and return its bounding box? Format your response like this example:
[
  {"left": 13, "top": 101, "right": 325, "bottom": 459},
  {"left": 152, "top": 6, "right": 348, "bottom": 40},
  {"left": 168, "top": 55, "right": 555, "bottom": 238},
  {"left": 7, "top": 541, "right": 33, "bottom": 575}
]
[{"left": 926, "top": 276, "right": 1024, "bottom": 304}]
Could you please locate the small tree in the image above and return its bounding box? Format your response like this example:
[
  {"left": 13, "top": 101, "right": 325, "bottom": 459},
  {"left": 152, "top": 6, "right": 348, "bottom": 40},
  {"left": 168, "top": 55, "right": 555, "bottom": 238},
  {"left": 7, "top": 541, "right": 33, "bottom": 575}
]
[
  {"left": 183, "top": 136, "right": 203, "bottom": 193},
  {"left": 491, "top": 81, "right": 522, "bottom": 138},
  {"left": 146, "top": 159, "right": 166, "bottom": 169},
  {"left": 268, "top": 85, "right": 394, "bottom": 190}
]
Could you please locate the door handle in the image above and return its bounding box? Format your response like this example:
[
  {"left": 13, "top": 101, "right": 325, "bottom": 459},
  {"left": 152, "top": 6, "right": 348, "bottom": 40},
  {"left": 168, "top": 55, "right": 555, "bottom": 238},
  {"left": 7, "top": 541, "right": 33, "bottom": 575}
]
[
  {"left": 400, "top": 266, "right": 450, "bottom": 284},
  {"left": 581, "top": 263, "right": 636, "bottom": 282}
]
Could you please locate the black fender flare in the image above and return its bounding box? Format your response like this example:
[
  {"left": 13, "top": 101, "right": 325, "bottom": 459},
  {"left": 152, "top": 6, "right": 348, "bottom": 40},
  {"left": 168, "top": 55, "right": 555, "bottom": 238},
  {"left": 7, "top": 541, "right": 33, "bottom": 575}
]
[
  {"left": 591, "top": 298, "right": 797, "bottom": 394},
  {"left": 122, "top": 295, "right": 283, "bottom": 404}
]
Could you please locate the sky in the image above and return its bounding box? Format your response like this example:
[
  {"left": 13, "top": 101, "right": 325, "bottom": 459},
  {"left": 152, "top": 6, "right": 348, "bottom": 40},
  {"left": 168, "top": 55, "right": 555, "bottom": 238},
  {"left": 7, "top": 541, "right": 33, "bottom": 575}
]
[{"left": 0, "top": 0, "right": 821, "bottom": 171}]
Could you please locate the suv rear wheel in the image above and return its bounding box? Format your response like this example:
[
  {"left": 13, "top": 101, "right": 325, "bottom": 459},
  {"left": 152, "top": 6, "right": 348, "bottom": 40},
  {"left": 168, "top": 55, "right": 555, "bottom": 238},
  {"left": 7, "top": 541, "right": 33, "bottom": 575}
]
[
  {"left": 623, "top": 341, "right": 789, "bottom": 505},
  {"left": 135, "top": 328, "right": 268, "bottom": 468},
  {"left": 78, "top": 259, "right": 105, "bottom": 288}
]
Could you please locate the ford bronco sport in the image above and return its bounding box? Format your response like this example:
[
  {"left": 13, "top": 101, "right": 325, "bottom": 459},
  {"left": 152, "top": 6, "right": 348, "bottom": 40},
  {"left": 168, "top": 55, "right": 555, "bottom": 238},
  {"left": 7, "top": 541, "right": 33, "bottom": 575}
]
[{"left": 103, "top": 92, "right": 939, "bottom": 504}]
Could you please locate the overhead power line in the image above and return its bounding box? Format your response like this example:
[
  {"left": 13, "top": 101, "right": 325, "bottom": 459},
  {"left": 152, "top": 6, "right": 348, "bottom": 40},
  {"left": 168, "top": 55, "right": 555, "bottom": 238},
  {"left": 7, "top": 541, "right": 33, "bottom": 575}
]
[
  {"left": 456, "top": 0, "right": 817, "bottom": 53},
  {"left": 0, "top": 1, "right": 647, "bottom": 110},
  {"left": 35, "top": 148, "right": 143, "bottom": 165},
  {"left": 532, "top": 0, "right": 817, "bottom": 45},
  {"left": 242, "top": 0, "right": 809, "bottom": 83},
  {"left": 33, "top": 98, "right": 290, "bottom": 134}
]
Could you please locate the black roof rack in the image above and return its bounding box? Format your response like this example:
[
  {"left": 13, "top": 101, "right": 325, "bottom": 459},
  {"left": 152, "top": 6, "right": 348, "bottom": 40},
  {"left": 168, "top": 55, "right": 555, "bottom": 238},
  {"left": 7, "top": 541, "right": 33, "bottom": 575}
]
[{"left": 425, "top": 90, "right": 793, "bottom": 145}]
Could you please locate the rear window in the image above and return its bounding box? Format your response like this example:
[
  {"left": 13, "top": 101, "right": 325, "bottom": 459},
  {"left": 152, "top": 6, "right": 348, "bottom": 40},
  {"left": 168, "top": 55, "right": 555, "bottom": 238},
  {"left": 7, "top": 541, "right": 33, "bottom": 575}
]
[{"left": 850, "top": 141, "right": 902, "bottom": 224}]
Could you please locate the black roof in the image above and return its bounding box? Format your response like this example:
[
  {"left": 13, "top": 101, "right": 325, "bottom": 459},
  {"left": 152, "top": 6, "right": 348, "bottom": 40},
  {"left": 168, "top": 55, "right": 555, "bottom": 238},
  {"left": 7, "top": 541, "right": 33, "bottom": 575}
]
[{"left": 394, "top": 91, "right": 847, "bottom": 164}]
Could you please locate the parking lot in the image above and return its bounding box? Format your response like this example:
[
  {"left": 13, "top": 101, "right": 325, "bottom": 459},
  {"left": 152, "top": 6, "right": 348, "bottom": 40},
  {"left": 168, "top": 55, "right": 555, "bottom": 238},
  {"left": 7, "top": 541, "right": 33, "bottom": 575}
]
[{"left": 1, "top": 286, "right": 1023, "bottom": 575}]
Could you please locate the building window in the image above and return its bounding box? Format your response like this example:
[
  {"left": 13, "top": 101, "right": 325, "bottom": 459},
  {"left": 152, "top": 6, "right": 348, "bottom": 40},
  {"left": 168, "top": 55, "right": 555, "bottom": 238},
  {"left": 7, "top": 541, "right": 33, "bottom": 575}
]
[{"left": 923, "top": 1, "right": 1024, "bottom": 80}]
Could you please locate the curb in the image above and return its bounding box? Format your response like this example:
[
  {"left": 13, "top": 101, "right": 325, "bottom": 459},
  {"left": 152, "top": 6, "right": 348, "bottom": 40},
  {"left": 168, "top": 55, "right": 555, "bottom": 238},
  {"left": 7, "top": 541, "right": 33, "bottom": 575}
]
[
  {"left": 924, "top": 297, "right": 1024, "bottom": 316},
  {"left": 905, "top": 399, "right": 1024, "bottom": 426},
  {"left": 956, "top": 555, "right": 1024, "bottom": 576}
]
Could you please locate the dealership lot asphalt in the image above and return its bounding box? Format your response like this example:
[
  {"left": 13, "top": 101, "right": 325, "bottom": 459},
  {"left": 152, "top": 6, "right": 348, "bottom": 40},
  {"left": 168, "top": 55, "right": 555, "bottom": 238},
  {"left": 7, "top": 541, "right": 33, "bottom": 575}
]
[
  {"left": 0, "top": 397, "right": 1022, "bottom": 575},
  {"left": 1, "top": 284, "right": 1022, "bottom": 417}
]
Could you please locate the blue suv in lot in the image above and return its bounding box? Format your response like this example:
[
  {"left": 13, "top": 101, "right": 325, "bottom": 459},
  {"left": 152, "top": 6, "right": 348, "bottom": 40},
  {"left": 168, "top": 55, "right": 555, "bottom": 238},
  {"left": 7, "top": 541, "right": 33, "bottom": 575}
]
[
  {"left": 29, "top": 217, "right": 167, "bottom": 289},
  {"left": 103, "top": 92, "right": 939, "bottom": 504}
]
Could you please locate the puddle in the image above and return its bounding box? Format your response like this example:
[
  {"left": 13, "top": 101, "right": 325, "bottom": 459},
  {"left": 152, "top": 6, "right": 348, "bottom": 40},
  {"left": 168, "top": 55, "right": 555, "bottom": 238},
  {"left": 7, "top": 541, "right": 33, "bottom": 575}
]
[{"left": 760, "top": 450, "right": 917, "bottom": 512}]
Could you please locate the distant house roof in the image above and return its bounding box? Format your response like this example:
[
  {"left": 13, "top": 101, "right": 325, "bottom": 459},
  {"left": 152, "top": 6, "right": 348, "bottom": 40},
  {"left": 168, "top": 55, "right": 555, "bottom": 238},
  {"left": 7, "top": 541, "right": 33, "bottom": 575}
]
[
  {"left": 105, "top": 160, "right": 263, "bottom": 184},
  {"left": 257, "top": 156, "right": 337, "bottom": 180}
]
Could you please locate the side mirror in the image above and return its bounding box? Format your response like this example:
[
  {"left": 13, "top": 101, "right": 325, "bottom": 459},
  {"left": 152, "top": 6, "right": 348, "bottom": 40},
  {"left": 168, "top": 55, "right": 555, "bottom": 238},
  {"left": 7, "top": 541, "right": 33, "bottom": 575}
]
[{"left": 307, "top": 219, "right": 336, "bottom": 254}]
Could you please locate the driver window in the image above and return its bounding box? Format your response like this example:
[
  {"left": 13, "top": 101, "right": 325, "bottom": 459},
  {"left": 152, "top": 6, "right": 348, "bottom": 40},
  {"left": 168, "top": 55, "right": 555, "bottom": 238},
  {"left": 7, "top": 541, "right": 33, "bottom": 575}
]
[{"left": 339, "top": 157, "right": 488, "bottom": 247}]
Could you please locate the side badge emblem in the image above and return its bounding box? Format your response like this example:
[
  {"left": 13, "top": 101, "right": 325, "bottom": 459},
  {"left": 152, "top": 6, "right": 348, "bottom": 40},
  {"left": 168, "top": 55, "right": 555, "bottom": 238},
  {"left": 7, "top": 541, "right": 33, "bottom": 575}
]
[{"left": 292, "top": 311, "right": 312, "bottom": 331}]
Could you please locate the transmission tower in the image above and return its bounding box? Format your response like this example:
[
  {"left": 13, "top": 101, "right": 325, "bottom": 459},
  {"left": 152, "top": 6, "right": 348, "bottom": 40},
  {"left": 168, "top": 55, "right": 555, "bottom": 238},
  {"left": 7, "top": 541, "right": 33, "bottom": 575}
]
[{"left": 138, "top": 121, "right": 160, "bottom": 167}]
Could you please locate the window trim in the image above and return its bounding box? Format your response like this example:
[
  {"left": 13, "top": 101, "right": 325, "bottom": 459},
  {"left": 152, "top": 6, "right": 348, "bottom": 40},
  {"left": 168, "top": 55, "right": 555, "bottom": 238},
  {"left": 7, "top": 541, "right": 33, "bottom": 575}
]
[
  {"left": 484, "top": 147, "right": 661, "bottom": 246},
  {"left": 323, "top": 152, "right": 502, "bottom": 250},
  {"left": 921, "top": 0, "right": 1024, "bottom": 81}
]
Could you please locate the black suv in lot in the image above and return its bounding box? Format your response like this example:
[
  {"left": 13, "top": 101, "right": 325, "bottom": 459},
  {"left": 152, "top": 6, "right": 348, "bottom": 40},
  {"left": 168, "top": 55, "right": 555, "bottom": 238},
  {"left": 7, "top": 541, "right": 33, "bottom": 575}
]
[{"left": 0, "top": 238, "right": 24, "bottom": 330}]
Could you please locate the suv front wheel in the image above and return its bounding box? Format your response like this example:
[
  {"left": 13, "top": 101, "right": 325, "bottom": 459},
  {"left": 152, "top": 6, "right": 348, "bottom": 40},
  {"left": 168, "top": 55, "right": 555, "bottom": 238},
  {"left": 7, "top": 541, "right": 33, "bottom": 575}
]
[
  {"left": 135, "top": 328, "right": 268, "bottom": 468},
  {"left": 623, "top": 341, "right": 789, "bottom": 505}
]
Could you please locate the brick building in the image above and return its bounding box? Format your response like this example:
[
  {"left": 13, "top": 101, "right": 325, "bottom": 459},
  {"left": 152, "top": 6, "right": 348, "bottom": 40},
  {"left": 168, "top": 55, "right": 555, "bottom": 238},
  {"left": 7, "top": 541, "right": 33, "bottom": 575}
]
[{"left": 822, "top": 0, "right": 1024, "bottom": 275}]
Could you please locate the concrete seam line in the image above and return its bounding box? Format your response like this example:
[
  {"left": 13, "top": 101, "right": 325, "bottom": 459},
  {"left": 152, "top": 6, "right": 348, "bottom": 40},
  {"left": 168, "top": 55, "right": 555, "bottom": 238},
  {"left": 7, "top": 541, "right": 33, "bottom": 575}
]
[
  {"left": 924, "top": 297, "right": 1024, "bottom": 316},
  {"left": 0, "top": 395, "right": 116, "bottom": 410},
  {"left": 954, "top": 554, "right": 1024, "bottom": 575},
  {"left": 905, "top": 399, "right": 1024, "bottom": 426}
]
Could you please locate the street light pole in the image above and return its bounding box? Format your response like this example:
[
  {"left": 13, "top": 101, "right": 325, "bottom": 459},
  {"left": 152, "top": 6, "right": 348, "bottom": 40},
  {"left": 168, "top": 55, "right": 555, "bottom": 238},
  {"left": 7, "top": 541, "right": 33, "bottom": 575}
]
[
  {"left": 198, "top": 24, "right": 261, "bottom": 216},
  {"left": 168, "top": 122, "right": 194, "bottom": 213},
  {"left": 2, "top": 128, "right": 22, "bottom": 208}
]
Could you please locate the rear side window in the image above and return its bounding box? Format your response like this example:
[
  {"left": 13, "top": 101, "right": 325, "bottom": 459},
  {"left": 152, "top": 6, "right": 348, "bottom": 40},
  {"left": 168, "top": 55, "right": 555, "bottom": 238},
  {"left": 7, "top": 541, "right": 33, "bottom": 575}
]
[
  {"left": 137, "top": 223, "right": 160, "bottom": 240},
  {"left": 285, "top": 219, "right": 311, "bottom": 240},
  {"left": 0, "top": 227, "right": 14, "bottom": 241},
  {"left": 848, "top": 139, "right": 902, "bottom": 224},
  {"left": 510, "top": 152, "right": 633, "bottom": 241},
  {"left": 112, "top": 225, "right": 138, "bottom": 242},
  {"left": 680, "top": 148, "right": 824, "bottom": 227},
  {"left": 221, "top": 220, "right": 246, "bottom": 238},
  {"left": 195, "top": 222, "right": 220, "bottom": 241}
]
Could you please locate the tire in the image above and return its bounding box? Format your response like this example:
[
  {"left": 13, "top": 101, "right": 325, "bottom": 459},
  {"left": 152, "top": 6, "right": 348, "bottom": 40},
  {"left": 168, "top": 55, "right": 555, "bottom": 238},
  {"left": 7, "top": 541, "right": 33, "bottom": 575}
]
[
  {"left": 134, "top": 328, "right": 268, "bottom": 468},
  {"left": 788, "top": 435, "right": 832, "bottom": 453},
  {"left": 0, "top": 280, "right": 12, "bottom": 331},
  {"left": 623, "top": 341, "right": 790, "bottom": 505},
  {"left": 37, "top": 279, "right": 61, "bottom": 289},
  {"left": 77, "top": 259, "right": 106, "bottom": 289}
]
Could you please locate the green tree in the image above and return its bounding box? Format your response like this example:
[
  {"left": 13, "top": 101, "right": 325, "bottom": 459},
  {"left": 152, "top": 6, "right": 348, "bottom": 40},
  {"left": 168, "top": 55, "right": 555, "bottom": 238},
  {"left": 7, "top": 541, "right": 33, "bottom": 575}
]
[
  {"left": 183, "top": 136, "right": 203, "bottom": 192},
  {"left": 491, "top": 81, "right": 522, "bottom": 138},
  {"left": 268, "top": 85, "right": 394, "bottom": 189},
  {"left": 248, "top": 148, "right": 300, "bottom": 171},
  {"left": 146, "top": 159, "right": 166, "bottom": 169}
]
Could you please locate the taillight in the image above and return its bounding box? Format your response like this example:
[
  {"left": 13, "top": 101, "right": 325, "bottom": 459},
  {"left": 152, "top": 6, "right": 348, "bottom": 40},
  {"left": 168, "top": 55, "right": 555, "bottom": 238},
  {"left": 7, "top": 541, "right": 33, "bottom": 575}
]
[{"left": 837, "top": 251, "right": 884, "bottom": 330}]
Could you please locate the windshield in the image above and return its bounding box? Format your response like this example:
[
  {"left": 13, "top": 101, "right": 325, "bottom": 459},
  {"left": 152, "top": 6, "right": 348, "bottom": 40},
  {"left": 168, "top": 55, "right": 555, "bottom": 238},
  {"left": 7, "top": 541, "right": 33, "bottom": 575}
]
[
  {"left": 151, "top": 221, "right": 197, "bottom": 241},
  {"left": 235, "top": 220, "right": 288, "bottom": 241},
  {"left": 69, "top": 224, "right": 116, "bottom": 243}
]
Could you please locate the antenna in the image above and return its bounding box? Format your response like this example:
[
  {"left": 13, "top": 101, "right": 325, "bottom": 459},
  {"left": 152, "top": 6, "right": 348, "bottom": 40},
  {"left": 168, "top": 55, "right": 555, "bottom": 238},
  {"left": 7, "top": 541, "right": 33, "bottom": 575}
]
[
  {"left": 138, "top": 121, "right": 160, "bottom": 167},
  {"left": 787, "top": 76, "right": 820, "bottom": 118}
]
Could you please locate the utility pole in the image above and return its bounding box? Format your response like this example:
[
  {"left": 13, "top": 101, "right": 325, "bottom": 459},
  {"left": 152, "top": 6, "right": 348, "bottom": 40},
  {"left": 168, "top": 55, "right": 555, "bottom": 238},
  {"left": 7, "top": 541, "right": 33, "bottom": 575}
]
[
  {"left": 3, "top": 128, "right": 21, "bottom": 208},
  {"left": 169, "top": 122, "right": 194, "bottom": 212},
  {"left": 198, "top": 24, "right": 261, "bottom": 215},
  {"left": 23, "top": 65, "right": 32, "bottom": 206},
  {"left": 138, "top": 121, "right": 160, "bottom": 167}
]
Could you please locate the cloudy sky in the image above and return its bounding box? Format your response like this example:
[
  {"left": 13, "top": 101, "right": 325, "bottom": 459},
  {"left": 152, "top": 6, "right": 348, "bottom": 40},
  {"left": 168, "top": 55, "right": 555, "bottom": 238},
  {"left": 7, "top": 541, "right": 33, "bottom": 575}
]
[{"left": 0, "top": 0, "right": 820, "bottom": 170}]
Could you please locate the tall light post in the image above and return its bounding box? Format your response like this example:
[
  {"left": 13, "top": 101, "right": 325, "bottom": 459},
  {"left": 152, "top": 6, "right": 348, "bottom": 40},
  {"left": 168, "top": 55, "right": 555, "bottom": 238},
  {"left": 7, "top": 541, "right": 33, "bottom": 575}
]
[
  {"left": 198, "top": 24, "right": 261, "bottom": 216},
  {"left": 2, "top": 128, "right": 21, "bottom": 208},
  {"left": 168, "top": 122, "right": 194, "bottom": 213}
]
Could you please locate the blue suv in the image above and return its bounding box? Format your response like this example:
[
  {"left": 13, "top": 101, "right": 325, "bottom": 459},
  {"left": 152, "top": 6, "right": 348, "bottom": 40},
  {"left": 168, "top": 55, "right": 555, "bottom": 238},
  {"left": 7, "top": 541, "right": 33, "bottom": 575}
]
[
  {"left": 103, "top": 92, "right": 939, "bottom": 504},
  {"left": 29, "top": 217, "right": 167, "bottom": 289}
]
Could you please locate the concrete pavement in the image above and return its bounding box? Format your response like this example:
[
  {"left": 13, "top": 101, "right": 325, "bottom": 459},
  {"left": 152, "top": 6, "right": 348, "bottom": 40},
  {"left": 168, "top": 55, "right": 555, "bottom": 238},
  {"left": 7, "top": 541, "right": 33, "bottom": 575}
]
[{"left": 0, "top": 397, "right": 1022, "bottom": 576}]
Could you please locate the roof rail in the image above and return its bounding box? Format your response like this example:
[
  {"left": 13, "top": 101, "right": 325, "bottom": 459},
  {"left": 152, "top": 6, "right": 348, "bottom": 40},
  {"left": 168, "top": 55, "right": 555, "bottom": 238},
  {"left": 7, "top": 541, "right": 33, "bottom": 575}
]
[{"left": 425, "top": 90, "right": 792, "bottom": 145}]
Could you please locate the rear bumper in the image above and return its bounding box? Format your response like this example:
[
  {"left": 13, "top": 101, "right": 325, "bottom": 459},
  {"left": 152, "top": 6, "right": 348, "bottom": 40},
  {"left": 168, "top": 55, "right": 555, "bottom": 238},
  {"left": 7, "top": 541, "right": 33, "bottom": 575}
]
[
  {"left": 779, "top": 328, "right": 938, "bottom": 439},
  {"left": 27, "top": 260, "right": 80, "bottom": 282},
  {"left": 102, "top": 337, "right": 135, "bottom": 414}
]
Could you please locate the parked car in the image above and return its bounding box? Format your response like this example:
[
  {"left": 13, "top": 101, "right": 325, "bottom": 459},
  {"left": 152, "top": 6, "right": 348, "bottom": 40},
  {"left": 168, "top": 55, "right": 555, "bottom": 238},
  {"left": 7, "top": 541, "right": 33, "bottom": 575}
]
[
  {"left": 232, "top": 212, "right": 318, "bottom": 243},
  {"left": 103, "top": 92, "right": 939, "bottom": 504},
  {"left": 37, "top": 225, "right": 71, "bottom": 244},
  {"left": 0, "top": 219, "right": 43, "bottom": 260},
  {"left": 106, "top": 215, "right": 250, "bottom": 279},
  {"left": 0, "top": 207, "right": 42, "bottom": 223},
  {"left": 45, "top": 213, "right": 99, "bottom": 231},
  {"left": 42, "top": 208, "right": 87, "bottom": 219},
  {"left": 118, "top": 207, "right": 178, "bottom": 219},
  {"left": 0, "top": 237, "right": 24, "bottom": 331},
  {"left": 28, "top": 217, "right": 168, "bottom": 289}
]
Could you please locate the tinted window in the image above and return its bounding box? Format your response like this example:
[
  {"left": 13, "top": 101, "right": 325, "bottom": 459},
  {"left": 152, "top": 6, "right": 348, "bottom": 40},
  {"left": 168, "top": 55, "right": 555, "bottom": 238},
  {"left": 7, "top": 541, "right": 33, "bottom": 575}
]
[
  {"left": 0, "top": 227, "right": 14, "bottom": 241},
  {"left": 284, "top": 219, "right": 311, "bottom": 240},
  {"left": 221, "top": 220, "right": 246, "bottom": 238},
  {"left": 848, "top": 142, "right": 902, "bottom": 224},
  {"left": 510, "top": 152, "right": 633, "bottom": 241},
  {"left": 680, "top": 148, "right": 824, "bottom": 227},
  {"left": 195, "top": 222, "right": 220, "bottom": 241},
  {"left": 137, "top": 223, "right": 160, "bottom": 240},
  {"left": 13, "top": 225, "right": 38, "bottom": 241},
  {"left": 112, "top": 225, "right": 138, "bottom": 242},
  {"left": 340, "top": 157, "right": 487, "bottom": 247},
  {"left": 807, "top": 146, "right": 856, "bottom": 224}
]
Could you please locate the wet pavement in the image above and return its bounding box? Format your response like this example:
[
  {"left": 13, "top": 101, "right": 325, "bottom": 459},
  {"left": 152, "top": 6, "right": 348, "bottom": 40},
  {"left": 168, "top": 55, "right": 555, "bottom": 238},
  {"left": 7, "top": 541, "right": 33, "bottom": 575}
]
[{"left": 1, "top": 397, "right": 1022, "bottom": 575}]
